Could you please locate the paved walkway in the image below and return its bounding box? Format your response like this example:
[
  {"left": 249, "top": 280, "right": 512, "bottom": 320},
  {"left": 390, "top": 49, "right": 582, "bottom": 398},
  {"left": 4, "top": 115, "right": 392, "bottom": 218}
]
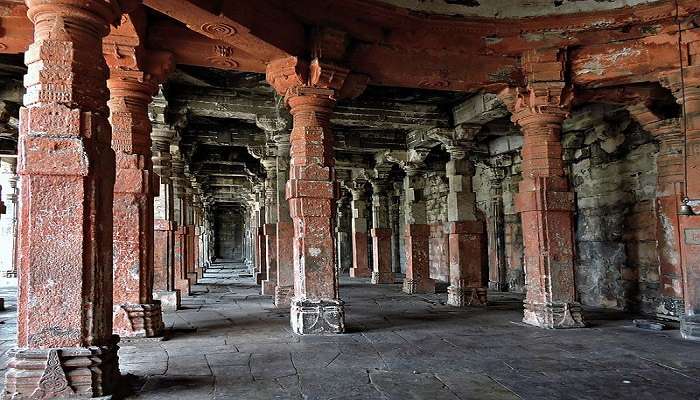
[{"left": 0, "top": 262, "right": 699, "bottom": 399}]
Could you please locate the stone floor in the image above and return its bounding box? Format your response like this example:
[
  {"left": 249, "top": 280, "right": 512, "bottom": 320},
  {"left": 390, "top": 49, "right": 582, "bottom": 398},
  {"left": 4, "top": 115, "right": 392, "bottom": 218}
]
[{"left": 0, "top": 262, "right": 699, "bottom": 399}]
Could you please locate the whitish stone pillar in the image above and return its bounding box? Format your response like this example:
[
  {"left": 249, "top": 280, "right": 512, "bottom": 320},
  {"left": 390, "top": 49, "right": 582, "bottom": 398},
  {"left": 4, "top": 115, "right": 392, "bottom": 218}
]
[
  {"left": 0, "top": 156, "right": 17, "bottom": 280},
  {"left": 349, "top": 177, "right": 371, "bottom": 278},
  {"left": 444, "top": 139, "right": 488, "bottom": 307},
  {"left": 371, "top": 169, "right": 394, "bottom": 284}
]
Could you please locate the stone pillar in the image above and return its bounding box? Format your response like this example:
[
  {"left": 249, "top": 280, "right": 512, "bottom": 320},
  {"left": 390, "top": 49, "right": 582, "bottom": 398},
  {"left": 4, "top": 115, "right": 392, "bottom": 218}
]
[
  {"left": 349, "top": 177, "right": 371, "bottom": 278},
  {"left": 335, "top": 193, "right": 353, "bottom": 274},
  {"left": 487, "top": 172, "right": 507, "bottom": 291},
  {"left": 0, "top": 156, "right": 17, "bottom": 280},
  {"left": 171, "top": 152, "right": 191, "bottom": 296},
  {"left": 106, "top": 57, "right": 165, "bottom": 338},
  {"left": 402, "top": 151, "right": 436, "bottom": 294},
  {"left": 151, "top": 125, "right": 179, "bottom": 311},
  {"left": 390, "top": 184, "right": 402, "bottom": 273},
  {"left": 443, "top": 136, "right": 488, "bottom": 307},
  {"left": 627, "top": 103, "right": 685, "bottom": 319},
  {"left": 370, "top": 168, "right": 394, "bottom": 284},
  {"left": 500, "top": 49, "right": 584, "bottom": 329},
  {"left": 266, "top": 58, "right": 354, "bottom": 334},
  {"left": 660, "top": 42, "right": 700, "bottom": 340},
  {"left": 254, "top": 184, "right": 267, "bottom": 284},
  {"left": 183, "top": 176, "right": 197, "bottom": 285},
  {"left": 262, "top": 157, "right": 278, "bottom": 295},
  {"left": 4, "top": 2, "right": 122, "bottom": 397}
]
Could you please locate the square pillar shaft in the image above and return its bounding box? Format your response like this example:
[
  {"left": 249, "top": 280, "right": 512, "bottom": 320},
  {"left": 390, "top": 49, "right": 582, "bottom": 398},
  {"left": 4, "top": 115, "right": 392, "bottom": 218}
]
[{"left": 4, "top": 4, "right": 122, "bottom": 397}]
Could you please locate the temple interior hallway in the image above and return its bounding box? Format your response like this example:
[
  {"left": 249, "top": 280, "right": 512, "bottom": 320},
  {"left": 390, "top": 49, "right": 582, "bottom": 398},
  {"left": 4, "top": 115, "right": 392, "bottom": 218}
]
[{"left": 1, "top": 263, "right": 699, "bottom": 400}]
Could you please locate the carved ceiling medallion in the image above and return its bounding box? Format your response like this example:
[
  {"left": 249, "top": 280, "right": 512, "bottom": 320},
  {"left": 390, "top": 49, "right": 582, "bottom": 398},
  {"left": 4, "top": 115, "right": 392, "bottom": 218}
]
[{"left": 200, "top": 22, "right": 237, "bottom": 38}]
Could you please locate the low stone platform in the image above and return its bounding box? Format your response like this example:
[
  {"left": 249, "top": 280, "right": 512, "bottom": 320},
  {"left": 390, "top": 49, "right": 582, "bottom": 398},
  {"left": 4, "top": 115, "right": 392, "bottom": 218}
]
[{"left": 0, "top": 263, "right": 698, "bottom": 399}]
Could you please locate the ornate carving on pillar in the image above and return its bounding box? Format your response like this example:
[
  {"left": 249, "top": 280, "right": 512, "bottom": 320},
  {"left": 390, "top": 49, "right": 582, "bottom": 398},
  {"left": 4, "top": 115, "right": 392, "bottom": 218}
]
[
  {"left": 170, "top": 147, "right": 192, "bottom": 297},
  {"left": 386, "top": 149, "right": 436, "bottom": 294},
  {"left": 261, "top": 155, "right": 279, "bottom": 296},
  {"left": 432, "top": 126, "right": 489, "bottom": 307},
  {"left": 0, "top": 156, "right": 17, "bottom": 281},
  {"left": 4, "top": 1, "right": 128, "bottom": 397},
  {"left": 627, "top": 103, "right": 685, "bottom": 320},
  {"left": 266, "top": 57, "right": 366, "bottom": 334},
  {"left": 659, "top": 35, "right": 700, "bottom": 340},
  {"left": 370, "top": 158, "right": 394, "bottom": 284},
  {"left": 348, "top": 172, "right": 371, "bottom": 278},
  {"left": 273, "top": 132, "right": 295, "bottom": 307},
  {"left": 498, "top": 48, "right": 584, "bottom": 329},
  {"left": 104, "top": 33, "right": 173, "bottom": 338}
]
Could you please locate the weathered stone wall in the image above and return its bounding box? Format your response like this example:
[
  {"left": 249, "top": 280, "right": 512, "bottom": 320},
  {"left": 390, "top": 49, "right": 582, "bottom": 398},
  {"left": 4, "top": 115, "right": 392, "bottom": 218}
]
[
  {"left": 474, "top": 137, "right": 525, "bottom": 293},
  {"left": 425, "top": 171, "right": 449, "bottom": 283},
  {"left": 564, "top": 104, "right": 660, "bottom": 313},
  {"left": 215, "top": 207, "right": 243, "bottom": 260}
]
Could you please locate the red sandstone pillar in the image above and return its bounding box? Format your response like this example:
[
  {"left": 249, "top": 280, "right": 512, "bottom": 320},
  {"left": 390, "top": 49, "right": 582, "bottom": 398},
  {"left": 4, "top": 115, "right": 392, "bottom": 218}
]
[
  {"left": 171, "top": 153, "right": 191, "bottom": 296},
  {"left": 262, "top": 156, "right": 278, "bottom": 295},
  {"left": 661, "top": 40, "right": 700, "bottom": 340},
  {"left": 275, "top": 132, "right": 295, "bottom": 306},
  {"left": 627, "top": 103, "right": 685, "bottom": 319},
  {"left": 4, "top": 2, "right": 124, "bottom": 397},
  {"left": 267, "top": 57, "right": 357, "bottom": 334},
  {"left": 402, "top": 150, "right": 436, "bottom": 294},
  {"left": 151, "top": 122, "right": 180, "bottom": 310},
  {"left": 443, "top": 133, "right": 488, "bottom": 307},
  {"left": 349, "top": 177, "right": 371, "bottom": 278},
  {"left": 370, "top": 168, "right": 394, "bottom": 284},
  {"left": 105, "top": 48, "right": 168, "bottom": 338},
  {"left": 500, "top": 49, "right": 584, "bottom": 329}
]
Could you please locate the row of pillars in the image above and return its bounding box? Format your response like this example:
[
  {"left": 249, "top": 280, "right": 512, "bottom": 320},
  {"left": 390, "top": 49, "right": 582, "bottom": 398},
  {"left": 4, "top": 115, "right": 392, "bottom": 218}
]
[
  {"left": 3, "top": 2, "right": 700, "bottom": 398},
  {"left": 2, "top": 2, "right": 216, "bottom": 397}
]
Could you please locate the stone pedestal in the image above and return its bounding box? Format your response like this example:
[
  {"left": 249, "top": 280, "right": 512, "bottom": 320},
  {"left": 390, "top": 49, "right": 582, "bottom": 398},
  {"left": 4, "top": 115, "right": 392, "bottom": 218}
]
[
  {"left": 4, "top": 343, "right": 120, "bottom": 399},
  {"left": 113, "top": 303, "right": 164, "bottom": 338},
  {"left": 153, "top": 290, "right": 179, "bottom": 313},
  {"left": 447, "top": 221, "right": 488, "bottom": 306},
  {"left": 403, "top": 224, "right": 435, "bottom": 294},
  {"left": 5, "top": 1, "right": 124, "bottom": 397},
  {"left": 290, "top": 299, "right": 345, "bottom": 335},
  {"left": 262, "top": 223, "right": 278, "bottom": 296},
  {"left": 371, "top": 228, "right": 394, "bottom": 284}
]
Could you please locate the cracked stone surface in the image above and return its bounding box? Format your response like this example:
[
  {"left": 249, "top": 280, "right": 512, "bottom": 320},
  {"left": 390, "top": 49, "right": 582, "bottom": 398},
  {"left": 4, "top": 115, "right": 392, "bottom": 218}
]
[{"left": 0, "top": 262, "right": 699, "bottom": 399}]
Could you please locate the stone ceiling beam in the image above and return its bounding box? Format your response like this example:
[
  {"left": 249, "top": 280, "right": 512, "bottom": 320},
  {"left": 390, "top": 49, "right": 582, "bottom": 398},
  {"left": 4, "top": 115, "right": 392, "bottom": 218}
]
[{"left": 142, "top": 0, "right": 305, "bottom": 63}]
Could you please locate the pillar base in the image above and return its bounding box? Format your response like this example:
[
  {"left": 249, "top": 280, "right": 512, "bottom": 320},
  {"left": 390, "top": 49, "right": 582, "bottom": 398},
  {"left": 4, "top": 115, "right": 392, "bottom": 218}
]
[
  {"left": 655, "top": 297, "right": 684, "bottom": 321},
  {"left": 371, "top": 271, "right": 395, "bottom": 284},
  {"left": 175, "top": 279, "right": 190, "bottom": 297},
  {"left": 187, "top": 272, "right": 198, "bottom": 285},
  {"left": 153, "top": 290, "right": 180, "bottom": 312},
  {"left": 3, "top": 341, "right": 119, "bottom": 399},
  {"left": 523, "top": 301, "right": 585, "bottom": 329},
  {"left": 290, "top": 298, "right": 345, "bottom": 335},
  {"left": 349, "top": 267, "right": 371, "bottom": 278},
  {"left": 447, "top": 286, "right": 487, "bottom": 307},
  {"left": 274, "top": 285, "right": 293, "bottom": 308},
  {"left": 681, "top": 314, "right": 700, "bottom": 341},
  {"left": 113, "top": 303, "right": 165, "bottom": 338},
  {"left": 402, "top": 278, "right": 435, "bottom": 294},
  {"left": 261, "top": 280, "right": 276, "bottom": 296}
]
